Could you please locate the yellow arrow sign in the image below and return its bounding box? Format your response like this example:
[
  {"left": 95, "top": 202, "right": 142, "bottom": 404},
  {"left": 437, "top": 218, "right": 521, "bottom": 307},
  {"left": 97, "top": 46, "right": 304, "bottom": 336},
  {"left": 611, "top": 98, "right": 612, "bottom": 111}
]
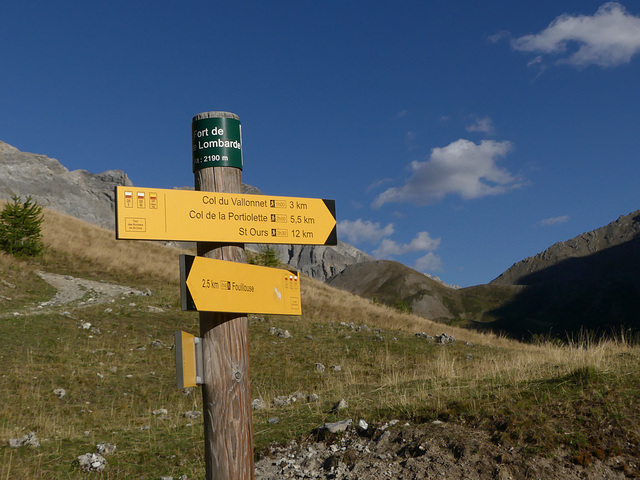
[
  {"left": 115, "top": 186, "right": 336, "bottom": 245},
  {"left": 180, "top": 255, "right": 302, "bottom": 315}
]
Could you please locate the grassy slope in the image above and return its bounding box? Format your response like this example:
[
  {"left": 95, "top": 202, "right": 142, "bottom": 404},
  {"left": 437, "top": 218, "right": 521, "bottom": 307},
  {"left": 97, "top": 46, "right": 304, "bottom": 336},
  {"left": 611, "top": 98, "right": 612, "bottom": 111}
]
[{"left": 1, "top": 208, "right": 639, "bottom": 478}]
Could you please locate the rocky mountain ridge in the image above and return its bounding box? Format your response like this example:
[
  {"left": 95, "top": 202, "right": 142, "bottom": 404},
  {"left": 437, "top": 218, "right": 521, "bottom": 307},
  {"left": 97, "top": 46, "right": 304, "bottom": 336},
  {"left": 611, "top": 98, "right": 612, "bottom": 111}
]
[
  {"left": 491, "top": 209, "right": 640, "bottom": 286},
  {"left": 0, "top": 140, "right": 372, "bottom": 281}
]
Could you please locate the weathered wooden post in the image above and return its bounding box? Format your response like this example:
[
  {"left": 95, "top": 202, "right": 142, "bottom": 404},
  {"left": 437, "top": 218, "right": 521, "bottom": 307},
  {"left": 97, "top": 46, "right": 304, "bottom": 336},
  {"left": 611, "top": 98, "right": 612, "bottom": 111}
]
[{"left": 192, "top": 111, "right": 254, "bottom": 479}]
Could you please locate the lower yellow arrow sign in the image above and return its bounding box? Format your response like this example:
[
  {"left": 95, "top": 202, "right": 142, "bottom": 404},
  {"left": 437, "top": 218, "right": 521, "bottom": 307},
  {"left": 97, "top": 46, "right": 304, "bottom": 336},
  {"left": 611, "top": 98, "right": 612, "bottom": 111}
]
[{"left": 180, "top": 255, "right": 302, "bottom": 315}]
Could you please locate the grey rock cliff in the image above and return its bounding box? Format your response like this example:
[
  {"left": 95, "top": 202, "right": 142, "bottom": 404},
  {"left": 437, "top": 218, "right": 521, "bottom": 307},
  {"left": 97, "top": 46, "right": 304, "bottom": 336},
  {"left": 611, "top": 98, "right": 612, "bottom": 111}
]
[
  {"left": 0, "top": 141, "right": 132, "bottom": 229},
  {"left": 263, "top": 241, "right": 374, "bottom": 282}
]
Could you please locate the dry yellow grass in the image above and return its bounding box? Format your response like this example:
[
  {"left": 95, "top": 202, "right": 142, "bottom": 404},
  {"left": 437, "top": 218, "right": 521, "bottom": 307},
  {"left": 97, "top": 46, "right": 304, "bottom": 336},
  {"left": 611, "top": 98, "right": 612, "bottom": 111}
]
[
  {"left": 39, "top": 203, "right": 634, "bottom": 382},
  {"left": 40, "top": 207, "right": 183, "bottom": 284},
  {"left": 301, "top": 275, "right": 516, "bottom": 347}
]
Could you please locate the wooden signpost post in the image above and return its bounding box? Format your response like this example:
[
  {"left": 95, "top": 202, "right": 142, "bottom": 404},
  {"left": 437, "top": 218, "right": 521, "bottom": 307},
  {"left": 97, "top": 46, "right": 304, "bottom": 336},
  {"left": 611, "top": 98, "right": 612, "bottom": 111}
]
[
  {"left": 115, "top": 111, "right": 336, "bottom": 479},
  {"left": 192, "top": 111, "right": 254, "bottom": 479}
]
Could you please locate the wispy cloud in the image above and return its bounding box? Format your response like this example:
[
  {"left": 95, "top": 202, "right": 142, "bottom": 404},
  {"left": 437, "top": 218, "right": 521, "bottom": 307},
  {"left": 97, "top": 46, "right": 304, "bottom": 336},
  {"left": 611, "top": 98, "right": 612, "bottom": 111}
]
[
  {"left": 538, "top": 215, "right": 569, "bottom": 226},
  {"left": 373, "top": 139, "right": 520, "bottom": 207},
  {"left": 373, "top": 231, "right": 440, "bottom": 258},
  {"left": 511, "top": 2, "right": 640, "bottom": 68},
  {"left": 414, "top": 252, "right": 443, "bottom": 273},
  {"left": 366, "top": 177, "right": 393, "bottom": 191},
  {"left": 466, "top": 116, "right": 495, "bottom": 134},
  {"left": 337, "top": 219, "right": 394, "bottom": 244}
]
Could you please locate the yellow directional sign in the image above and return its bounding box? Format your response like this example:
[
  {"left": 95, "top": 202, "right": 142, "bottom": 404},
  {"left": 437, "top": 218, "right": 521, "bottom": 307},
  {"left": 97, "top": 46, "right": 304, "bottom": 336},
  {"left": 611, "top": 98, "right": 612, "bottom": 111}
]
[
  {"left": 180, "top": 255, "right": 302, "bottom": 315},
  {"left": 115, "top": 186, "right": 336, "bottom": 245}
]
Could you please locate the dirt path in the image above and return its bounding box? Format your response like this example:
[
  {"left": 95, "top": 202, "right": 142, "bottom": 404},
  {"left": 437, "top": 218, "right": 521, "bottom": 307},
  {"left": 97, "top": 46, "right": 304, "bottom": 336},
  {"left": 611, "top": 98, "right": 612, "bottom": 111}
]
[
  {"left": 1, "top": 272, "right": 148, "bottom": 318},
  {"left": 35, "top": 271, "right": 147, "bottom": 307}
]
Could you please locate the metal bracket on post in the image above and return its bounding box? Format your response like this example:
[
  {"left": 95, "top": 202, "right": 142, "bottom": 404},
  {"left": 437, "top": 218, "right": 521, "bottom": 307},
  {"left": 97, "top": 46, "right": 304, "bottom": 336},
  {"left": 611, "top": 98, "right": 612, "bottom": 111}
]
[{"left": 194, "top": 336, "right": 204, "bottom": 385}]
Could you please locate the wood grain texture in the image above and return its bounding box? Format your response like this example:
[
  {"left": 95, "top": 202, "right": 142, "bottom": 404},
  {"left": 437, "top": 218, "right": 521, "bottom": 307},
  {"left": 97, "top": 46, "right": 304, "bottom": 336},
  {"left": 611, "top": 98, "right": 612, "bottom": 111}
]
[{"left": 194, "top": 124, "right": 254, "bottom": 479}]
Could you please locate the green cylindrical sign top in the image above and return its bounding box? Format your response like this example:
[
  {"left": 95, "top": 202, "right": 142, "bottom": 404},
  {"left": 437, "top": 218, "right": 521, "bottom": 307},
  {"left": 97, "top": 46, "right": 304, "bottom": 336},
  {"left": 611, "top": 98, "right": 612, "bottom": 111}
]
[{"left": 192, "top": 112, "right": 243, "bottom": 171}]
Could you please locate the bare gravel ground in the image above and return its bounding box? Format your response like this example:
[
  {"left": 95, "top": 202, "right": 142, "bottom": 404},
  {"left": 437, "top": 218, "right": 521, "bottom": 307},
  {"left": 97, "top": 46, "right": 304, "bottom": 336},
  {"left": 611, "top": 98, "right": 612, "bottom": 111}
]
[{"left": 255, "top": 421, "right": 637, "bottom": 479}]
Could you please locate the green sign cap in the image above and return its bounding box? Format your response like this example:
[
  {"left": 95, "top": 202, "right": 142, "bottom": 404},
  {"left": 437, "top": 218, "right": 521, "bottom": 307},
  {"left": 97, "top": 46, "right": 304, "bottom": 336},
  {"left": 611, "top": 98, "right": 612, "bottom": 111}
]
[{"left": 192, "top": 116, "right": 243, "bottom": 171}]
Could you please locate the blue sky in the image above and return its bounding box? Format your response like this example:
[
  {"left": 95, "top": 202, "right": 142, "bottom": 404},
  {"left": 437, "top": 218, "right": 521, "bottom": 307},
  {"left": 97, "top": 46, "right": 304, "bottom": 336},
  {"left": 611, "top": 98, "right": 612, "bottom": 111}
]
[{"left": 2, "top": 1, "right": 640, "bottom": 287}]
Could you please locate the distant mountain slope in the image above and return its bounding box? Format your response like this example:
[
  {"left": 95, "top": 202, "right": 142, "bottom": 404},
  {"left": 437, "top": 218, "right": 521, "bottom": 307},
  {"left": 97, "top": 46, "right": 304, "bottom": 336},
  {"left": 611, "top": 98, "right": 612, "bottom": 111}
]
[
  {"left": 0, "top": 140, "right": 372, "bottom": 281},
  {"left": 328, "top": 210, "right": 640, "bottom": 339},
  {"left": 485, "top": 209, "right": 640, "bottom": 339},
  {"left": 327, "top": 260, "right": 519, "bottom": 323},
  {"left": 327, "top": 260, "right": 455, "bottom": 319}
]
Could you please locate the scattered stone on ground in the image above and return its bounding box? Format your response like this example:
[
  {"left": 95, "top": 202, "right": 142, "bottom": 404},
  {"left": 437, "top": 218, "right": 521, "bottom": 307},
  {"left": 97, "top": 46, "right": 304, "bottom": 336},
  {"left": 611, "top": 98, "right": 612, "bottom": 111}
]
[
  {"left": 96, "top": 442, "right": 117, "bottom": 455},
  {"left": 436, "top": 332, "right": 456, "bottom": 344},
  {"left": 322, "top": 419, "right": 352, "bottom": 434},
  {"left": 183, "top": 411, "right": 201, "bottom": 419},
  {"left": 268, "top": 327, "right": 292, "bottom": 338},
  {"left": 314, "top": 363, "right": 326, "bottom": 373},
  {"left": 77, "top": 453, "right": 107, "bottom": 472},
  {"left": 333, "top": 399, "right": 348, "bottom": 411},
  {"left": 53, "top": 388, "right": 66, "bottom": 399},
  {"left": 8, "top": 432, "right": 40, "bottom": 449},
  {"left": 152, "top": 408, "right": 170, "bottom": 420},
  {"left": 252, "top": 398, "right": 265, "bottom": 410},
  {"left": 415, "top": 332, "right": 457, "bottom": 345},
  {"left": 272, "top": 392, "right": 317, "bottom": 408}
]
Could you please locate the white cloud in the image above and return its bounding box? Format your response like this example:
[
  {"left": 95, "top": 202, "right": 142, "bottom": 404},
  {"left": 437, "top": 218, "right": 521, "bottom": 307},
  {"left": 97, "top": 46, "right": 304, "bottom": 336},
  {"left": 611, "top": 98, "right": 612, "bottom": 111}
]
[
  {"left": 511, "top": 2, "right": 640, "bottom": 68},
  {"left": 338, "top": 219, "right": 394, "bottom": 244},
  {"left": 373, "top": 231, "right": 440, "bottom": 258},
  {"left": 366, "top": 177, "right": 393, "bottom": 191},
  {"left": 414, "top": 252, "right": 443, "bottom": 273},
  {"left": 373, "top": 139, "right": 519, "bottom": 207},
  {"left": 538, "top": 215, "right": 569, "bottom": 226},
  {"left": 466, "top": 116, "right": 495, "bottom": 134}
]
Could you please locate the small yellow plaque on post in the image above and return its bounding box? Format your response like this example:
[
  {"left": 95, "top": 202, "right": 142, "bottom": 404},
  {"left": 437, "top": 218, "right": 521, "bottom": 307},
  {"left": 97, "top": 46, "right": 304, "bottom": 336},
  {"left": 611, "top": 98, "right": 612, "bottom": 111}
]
[{"left": 174, "top": 331, "right": 203, "bottom": 389}]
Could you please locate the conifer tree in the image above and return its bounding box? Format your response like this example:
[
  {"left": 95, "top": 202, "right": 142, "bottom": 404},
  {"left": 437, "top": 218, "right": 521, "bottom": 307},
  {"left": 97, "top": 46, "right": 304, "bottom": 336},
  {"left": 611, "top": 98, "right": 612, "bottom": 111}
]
[
  {"left": 0, "top": 195, "right": 45, "bottom": 257},
  {"left": 248, "top": 245, "right": 280, "bottom": 267}
]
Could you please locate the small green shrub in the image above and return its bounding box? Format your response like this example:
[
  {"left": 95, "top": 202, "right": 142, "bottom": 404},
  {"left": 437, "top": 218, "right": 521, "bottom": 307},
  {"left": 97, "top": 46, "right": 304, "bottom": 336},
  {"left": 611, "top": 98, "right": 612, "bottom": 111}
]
[
  {"left": 0, "top": 195, "right": 45, "bottom": 257},
  {"left": 248, "top": 245, "right": 281, "bottom": 267}
]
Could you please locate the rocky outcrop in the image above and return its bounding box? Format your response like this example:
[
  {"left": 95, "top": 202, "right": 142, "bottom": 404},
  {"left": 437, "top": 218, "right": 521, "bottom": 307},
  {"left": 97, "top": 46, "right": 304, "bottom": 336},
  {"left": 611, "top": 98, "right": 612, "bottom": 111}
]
[
  {"left": 271, "top": 241, "right": 374, "bottom": 282},
  {"left": 0, "top": 140, "right": 131, "bottom": 229}
]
